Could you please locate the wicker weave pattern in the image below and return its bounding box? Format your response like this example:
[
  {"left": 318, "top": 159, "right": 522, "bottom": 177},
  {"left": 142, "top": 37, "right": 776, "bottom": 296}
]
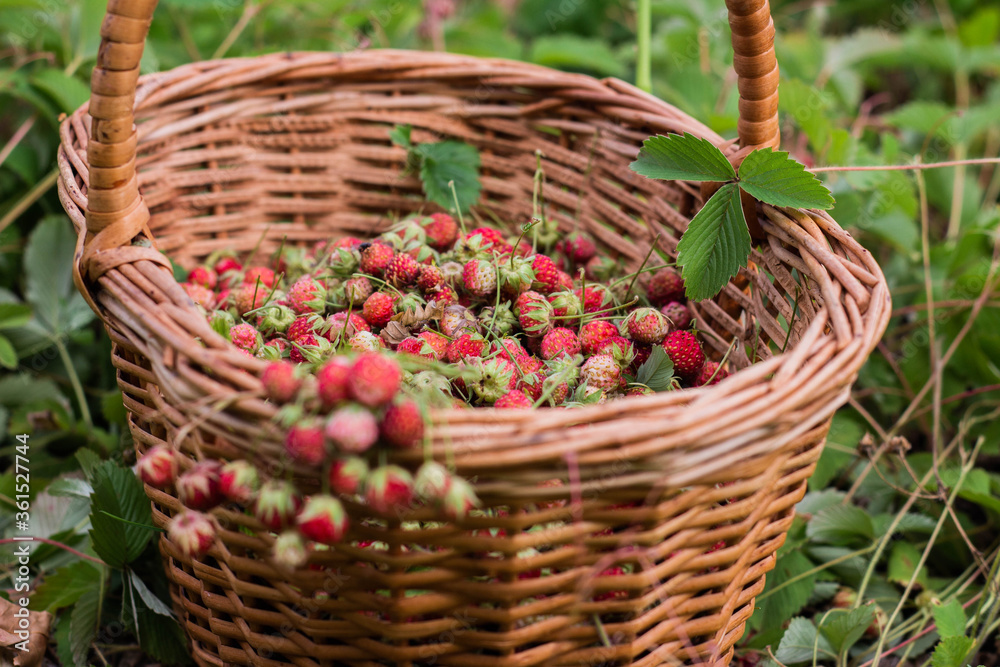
[{"left": 56, "top": 1, "right": 890, "bottom": 665}]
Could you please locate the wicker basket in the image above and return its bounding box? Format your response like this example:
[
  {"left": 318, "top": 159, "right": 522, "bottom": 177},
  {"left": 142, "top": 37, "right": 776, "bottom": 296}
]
[{"left": 57, "top": 0, "right": 890, "bottom": 664}]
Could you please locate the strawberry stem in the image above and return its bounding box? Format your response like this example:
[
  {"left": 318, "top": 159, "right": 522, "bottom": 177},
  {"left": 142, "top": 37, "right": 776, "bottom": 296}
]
[
  {"left": 624, "top": 234, "right": 661, "bottom": 301},
  {"left": 449, "top": 180, "right": 467, "bottom": 235}
]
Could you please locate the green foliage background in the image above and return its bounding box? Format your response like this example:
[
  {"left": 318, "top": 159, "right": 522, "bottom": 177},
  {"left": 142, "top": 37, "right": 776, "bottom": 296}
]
[{"left": 1, "top": 0, "right": 999, "bottom": 665}]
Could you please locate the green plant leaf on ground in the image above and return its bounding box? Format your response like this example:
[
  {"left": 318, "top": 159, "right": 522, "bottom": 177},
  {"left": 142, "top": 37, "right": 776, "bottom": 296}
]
[
  {"left": 0, "top": 334, "right": 16, "bottom": 368},
  {"left": 29, "top": 69, "right": 90, "bottom": 113},
  {"left": 66, "top": 588, "right": 102, "bottom": 667},
  {"left": 529, "top": 35, "right": 626, "bottom": 77},
  {"left": 931, "top": 599, "right": 967, "bottom": 639},
  {"left": 753, "top": 549, "right": 816, "bottom": 631},
  {"left": 128, "top": 570, "right": 175, "bottom": 618},
  {"left": 630, "top": 132, "right": 737, "bottom": 182},
  {"left": 29, "top": 560, "right": 102, "bottom": 613},
  {"left": 88, "top": 460, "right": 155, "bottom": 568},
  {"left": 774, "top": 617, "right": 837, "bottom": 664},
  {"left": 819, "top": 604, "right": 876, "bottom": 655},
  {"left": 888, "top": 540, "right": 929, "bottom": 588},
  {"left": 23, "top": 215, "right": 95, "bottom": 337},
  {"left": 806, "top": 504, "right": 875, "bottom": 544},
  {"left": 737, "top": 148, "right": 836, "bottom": 210},
  {"left": 634, "top": 345, "right": 674, "bottom": 391},
  {"left": 675, "top": 183, "right": 751, "bottom": 301},
  {"left": 414, "top": 141, "right": 482, "bottom": 214}
]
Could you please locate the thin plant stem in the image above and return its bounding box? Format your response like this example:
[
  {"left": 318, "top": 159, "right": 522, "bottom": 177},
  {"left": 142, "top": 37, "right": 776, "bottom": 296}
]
[
  {"left": 809, "top": 157, "right": 1000, "bottom": 173},
  {"left": 0, "top": 167, "right": 57, "bottom": 235},
  {"left": 55, "top": 336, "right": 93, "bottom": 428},
  {"left": 636, "top": 0, "right": 651, "bottom": 92},
  {"left": 0, "top": 537, "right": 104, "bottom": 565}
]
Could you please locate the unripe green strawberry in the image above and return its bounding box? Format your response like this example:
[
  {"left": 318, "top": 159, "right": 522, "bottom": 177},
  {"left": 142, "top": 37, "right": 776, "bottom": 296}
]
[
  {"left": 328, "top": 456, "right": 369, "bottom": 496},
  {"left": 262, "top": 361, "right": 301, "bottom": 403},
  {"left": 254, "top": 480, "right": 303, "bottom": 531},
  {"left": 168, "top": 510, "right": 216, "bottom": 558},
  {"left": 272, "top": 530, "right": 309, "bottom": 569},
  {"left": 662, "top": 330, "right": 706, "bottom": 379},
  {"left": 581, "top": 354, "right": 622, "bottom": 392},
  {"left": 297, "top": 494, "right": 349, "bottom": 545},
  {"left": 348, "top": 330, "right": 386, "bottom": 352},
  {"left": 380, "top": 399, "right": 424, "bottom": 449},
  {"left": 467, "top": 357, "right": 517, "bottom": 404},
  {"left": 256, "top": 338, "right": 288, "bottom": 361},
  {"left": 462, "top": 258, "right": 497, "bottom": 297},
  {"left": 219, "top": 460, "right": 261, "bottom": 504},
  {"left": 540, "top": 327, "right": 581, "bottom": 360},
  {"left": 256, "top": 304, "right": 296, "bottom": 335},
  {"left": 622, "top": 307, "right": 670, "bottom": 344},
  {"left": 208, "top": 309, "right": 235, "bottom": 339},
  {"left": 365, "top": 465, "right": 414, "bottom": 515},
  {"left": 477, "top": 302, "right": 518, "bottom": 336},
  {"left": 285, "top": 422, "right": 327, "bottom": 466},
  {"left": 288, "top": 277, "right": 327, "bottom": 315},
  {"left": 497, "top": 255, "right": 535, "bottom": 295},
  {"left": 548, "top": 290, "right": 582, "bottom": 319},
  {"left": 325, "top": 404, "right": 379, "bottom": 453},
  {"left": 414, "top": 461, "right": 452, "bottom": 502},
  {"left": 348, "top": 353, "right": 402, "bottom": 407}
]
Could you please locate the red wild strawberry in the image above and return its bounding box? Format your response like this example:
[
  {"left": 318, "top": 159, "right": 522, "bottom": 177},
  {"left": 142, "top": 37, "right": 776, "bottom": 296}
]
[
  {"left": 316, "top": 356, "right": 352, "bottom": 408},
  {"left": 440, "top": 305, "right": 477, "bottom": 337},
  {"left": 530, "top": 255, "right": 561, "bottom": 294},
  {"left": 262, "top": 361, "right": 301, "bottom": 403},
  {"left": 219, "top": 460, "right": 261, "bottom": 504},
  {"left": 181, "top": 282, "right": 215, "bottom": 309},
  {"left": 414, "top": 461, "right": 451, "bottom": 501},
  {"left": 519, "top": 354, "right": 543, "bottom": 374},
  {"left": 380, "top": 399, "right": 424, "bottom": 449},
  {"left": 417, "top": 331, "right": 448, "bottom": 360},
  {"left": 646, "top": 268, "right": 685, "bottom": 306},
  {"left": 328, "top": 456, "right": 369, "bottom": 495},
  {"left": 428, "top": 284, "right": 458, "bottom": 306},
  {"left": 464, "top": 227, "right": 508, "bottom": 253},
  {"left": 416, "top": 264, "right": 444, "bottom": 292},
  {"left": 243, "top": 266, "right": 277, "bottom": 288},
  {"left": 288, "top": 277, "right": 327, "bottom": 315},
  {"left": 332, "top": 236, "right": 362, "bottom": 250},
  {"left": 229, "top": 322, "right": 261, "bottom": 355},
  {"left": 631, "top": 344, "right": 653, "bottom": 372},
  {"left": 594, "top": 567, "right": 628, "bottom": 601},
  {"left": 297, "top": 494, "right": 349, "bottom": 545},
  {"left": 168, "top": 511, "right": 216, "bottom": 558},
  {"left": 348, "top": 353, "right": 402, "bottom": 407},
  {"left": 325, "top": 404, "right": 379, "bottom": 453},
  {"left": 272, "top": 530, "right": 308, "bottom": 569},
  {"left": 365, "top": 465, "right": 414, "bottom": 514},
  {"left": 558, "top": 231, "right": 597, "bottom": 265},
  {"left": 188, "top": 266, "right": 217, "bottom": 289},
  {"left": 548, "top": 290, "right": 582, "bottom": 319},
  {"left": 446, "top": 333, "right": 487, "bottom": 364},
  {"left": 491, "top": 337, "right": 527, "bottom": 363},
  {"left": 515, "top": 290, "right": 553, "bottom": 335},
  {"left": 362, "top": 291, "right": 397, "bottom": 328},
  {"left": 214, "top": 288, "right": 231, "bottom": 309},
  {"left": 579, "top": 320, "right": 618, "bottom": 355},
  {"left": 136, "top": 446, "right": 177, "bottom": 488},
  {"left": 540, "top": 327, "right": 581, "bottom": 360},
  {"left": 285, "top": 423, "right": 327, "bottom": 466},
  {"left": 343, "top": 276, "right": 374, "bottom": 305},
  {"left": 289, "top": 333, "right": 328, "bottom": 364},
  {"left": 555, "top": 270, "right": 575, "bottom": 292},
  {"left": 495, "top": 389, "right": 533, "bottom": 408},
  {"left": 286, "top": 315, "right": 322, "bottom": 342},
  {"left": 662, "top": 330, "right": 706, "bottom": 379},
  {"left": 695, "top": 361, "right": 729, "bottom": 387},
  {"left": 385, "top": 253, "right": 421, "bottom": 288},
  {"left": 581, "top": 354, "right": 622, "bottom": 392},
  {"left": 177, "top": 461, "right": 223, "bottom": 510},
  {"left": 254, "top": 480, "right": 303, "bottom": 531},
  {"left": 462, "top": 258, "right": 497, "bottom": 297},
  {"left": 324, "top": 311, "right": 370, "bottom": 343},
  {"left": 661, "top": 301, "right": 692, "bottom": 330},
  {"left": 442, "top": 478, "right": 479, "bottom": 520},
  {"left": 396, "top": 337, "right": 436, "bottom": 360},
  {"left": 622, "top": 307, "right": 670, "bottom": 344},
  {"left": 421, "top": 213, "right": 459, "bottom": 250},
  {"left": 360, "top": 242, "right": 394, "bottom": 276},
  {"left": 214, "top": 257, "right": 243, "bottom": 276},
  {"left": 575, "top": 284, "right": 611, "bottom": 313}
]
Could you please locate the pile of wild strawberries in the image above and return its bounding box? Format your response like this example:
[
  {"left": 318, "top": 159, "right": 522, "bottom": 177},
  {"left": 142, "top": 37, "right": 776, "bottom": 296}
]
[{"left": 137, "top": 212, "right": 729, "bottom": 568}]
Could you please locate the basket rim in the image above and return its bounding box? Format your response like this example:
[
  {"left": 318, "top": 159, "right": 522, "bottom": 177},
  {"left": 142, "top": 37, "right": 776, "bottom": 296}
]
[{"left": 58, "top": 48, "right": 891, "bottom": 480}]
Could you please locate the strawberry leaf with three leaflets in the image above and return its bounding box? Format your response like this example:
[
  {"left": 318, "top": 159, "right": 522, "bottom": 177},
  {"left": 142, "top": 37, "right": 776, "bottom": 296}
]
[
  {"left": 675, "top": 183, "right": 751, "bottom": 301},
  {"left": 738, "top": 148, "right": 835, "bottom": 210},
  {"left": 630, "top": 132, "right": 737, "bottom": 182}
]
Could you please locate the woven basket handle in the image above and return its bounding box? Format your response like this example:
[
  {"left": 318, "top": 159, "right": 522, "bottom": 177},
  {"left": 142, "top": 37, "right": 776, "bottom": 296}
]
[{"left": 80, "top": 0, "right": 779, "bottom": 278}]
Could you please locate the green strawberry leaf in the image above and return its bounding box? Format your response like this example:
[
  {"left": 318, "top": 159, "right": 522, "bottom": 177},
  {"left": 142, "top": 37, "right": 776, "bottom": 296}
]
[
  {"left": 819, "top": 604, "right": 876, "bottom": 655},
  {"left": 774, "top": 617, "right": 837, "bottom": 664},
  {"left": 88, "top": 460, "right": 155, "bottom": 568},
  {"left": 737, "top": 148, "right": 835, "bottom": 210},
  {"left": 389, "top": 123, "right": 413, "bottom": 149},
  {"left": 630, "top": 132, "right": 737, "bottom": 182},
  {"left": 415, "top": 140, "right": 482, "bottom": 213},
  {"left": 635, "top": 345, "right": 675, "bottom": 392},
  {"left": 932, "top": 599, "right": 967, "bottom": 640},
  {"left": 675, "top": 183, "right": 751, "bottom": 301},
  {"left": 931, "top": 636, "right": 975, "bottom": 667},
  {"left": 0, "top": 334, "right": 16, "bottom": 369},
  {"left": 29, "top": 560, "right": 102, "bottom": 613}
]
